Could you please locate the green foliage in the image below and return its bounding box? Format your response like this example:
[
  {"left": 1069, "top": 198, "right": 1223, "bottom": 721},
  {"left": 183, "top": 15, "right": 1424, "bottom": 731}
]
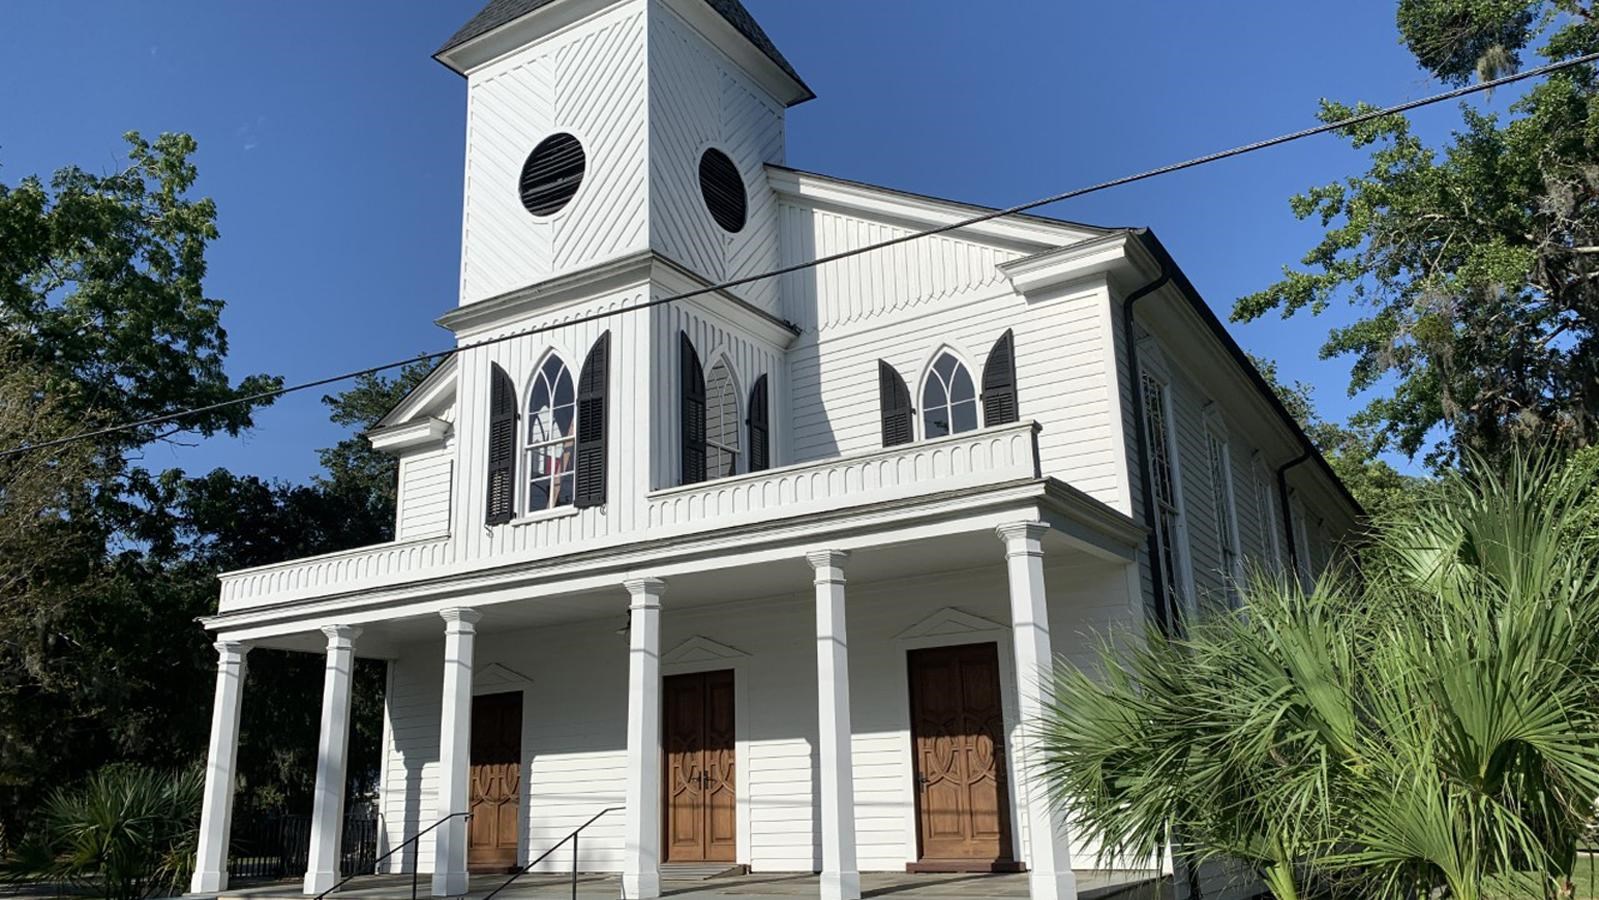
[
  {"left": 2, "top": 765, "right": 203, "bottom": 899},
  {"left": 1037, "top": 450, "right": 1599, "bottom": 899},
  {"left": 0, "top": 134, "right": 435, "bottom": 839},
  {"left": 1250, "top": 354, "right": 1420, "bottom": 519},
  {"left": 1235, "top": 3, "right": 1599, "bottom": 465}
]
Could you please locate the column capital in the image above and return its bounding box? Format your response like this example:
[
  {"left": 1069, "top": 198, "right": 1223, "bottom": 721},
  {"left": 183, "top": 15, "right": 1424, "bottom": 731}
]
[
  {"left": 996, "top": 521, "right": 1050, "bottom": 556},
  {"left": 213, "top": 640, "right": 250, "bottom": 663},
  {"left": 320, "top": 624, "right": 362, "bottom": 649},
  {"left": 623, "top": 577, "right": 666, "bottom": 609},
  {"left": 806, "top": 549, "right": 849, "bottom": 583},
  {"left": 439, "top": 608, "right": 482, "bottom": 632}
]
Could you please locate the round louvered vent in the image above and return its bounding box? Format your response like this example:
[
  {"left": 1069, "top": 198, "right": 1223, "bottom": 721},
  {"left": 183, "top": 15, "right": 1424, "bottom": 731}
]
[
  {"left": 519, "top": 133, "right": 585, "bottom": 216},
  {"left": 698, "top": 148, "right": 746, "bottom": 233}
]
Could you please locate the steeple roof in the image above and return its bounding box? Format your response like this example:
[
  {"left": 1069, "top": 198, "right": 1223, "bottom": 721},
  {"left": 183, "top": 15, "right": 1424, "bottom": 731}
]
[{"left": 438, "top": 0, "right": 811, "bottom": 100}]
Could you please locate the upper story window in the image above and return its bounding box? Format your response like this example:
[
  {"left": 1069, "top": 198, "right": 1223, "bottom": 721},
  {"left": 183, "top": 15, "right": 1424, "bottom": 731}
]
[
  {"left": 519, "top": 133, "right": 585, "bottom": 216},
  {"left": 921, "top": 352, "right": 978, "bottom": 438},
  {"left": 526, "top": 354, "right": 576, "bottom": 511},
  {"left": 1254, "top": 456, "right": 1283, "bottom": 572},
  {"left": 1142, "top": 371, "right": 1189, "bottom": 627},
  {"left": 706, "top": 359, "right": 740, "bottom": 479},
  {"left": 1205, "top": 425, "right": 1241, "bottom": 608}
]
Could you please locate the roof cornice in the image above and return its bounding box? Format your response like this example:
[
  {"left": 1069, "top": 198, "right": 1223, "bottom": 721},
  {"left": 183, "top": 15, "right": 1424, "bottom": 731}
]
[
  {"left": 765, "top": 165, "right": 1107, "bottom": 254},
  {"left": 366, "top": 417, "right": 452, "bottom": 455}
]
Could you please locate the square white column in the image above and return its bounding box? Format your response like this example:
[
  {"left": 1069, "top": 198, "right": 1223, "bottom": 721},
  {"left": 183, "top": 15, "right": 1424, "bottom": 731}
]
[
  {"left": 191, "top": 640, "right": 249, "bottom": 895},
  {"left": 807, "top": 550, "right": 860, "bottom": 900},
  {"left": 304, "top": 625, "right": 362, "bottom": 895},
  {"left": 997, "top": 522, "right": 1077, "bottom": 900},
  {"left": 433, "top": 608, "right": 480, "bottom": 898},
  {"left": 621, "top": 578, "right": 664, "bottom": 900}
]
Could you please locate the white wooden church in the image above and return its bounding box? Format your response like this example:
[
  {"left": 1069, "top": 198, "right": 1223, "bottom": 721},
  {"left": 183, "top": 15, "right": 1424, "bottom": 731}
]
[{"left": 188, "top": 1, "right": 1358, "bottom": 898}]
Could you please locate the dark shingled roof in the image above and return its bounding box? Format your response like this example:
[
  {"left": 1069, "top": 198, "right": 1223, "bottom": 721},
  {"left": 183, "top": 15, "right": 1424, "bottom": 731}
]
[{"left": 438, "top": 0, "right": 811, "bottom": 98}]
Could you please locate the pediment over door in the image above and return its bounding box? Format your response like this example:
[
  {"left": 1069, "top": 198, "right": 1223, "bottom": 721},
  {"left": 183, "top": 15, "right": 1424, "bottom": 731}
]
[
  {"left": 895, "top": 607, "right": 1008, "bottom": 641},
  {"left": 663, "top": 636, "right": 751, "bottom": 665},
  {"left": 473, "top": 662, "right": 534, "bottom": 694}
]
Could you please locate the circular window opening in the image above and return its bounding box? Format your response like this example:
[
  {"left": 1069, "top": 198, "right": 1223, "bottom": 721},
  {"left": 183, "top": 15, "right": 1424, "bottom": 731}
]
[
  {"left": 519, "top": 133, "right": 585, "bottom": 216},
  {"left": 698, "top": 148, "right": 747, "bottom": 233}
]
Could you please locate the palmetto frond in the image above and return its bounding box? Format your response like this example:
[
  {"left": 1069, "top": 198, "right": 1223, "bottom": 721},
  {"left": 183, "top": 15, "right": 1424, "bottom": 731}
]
[{"left": 1036, "top": 449, "right": 1599, "bottom": 898}]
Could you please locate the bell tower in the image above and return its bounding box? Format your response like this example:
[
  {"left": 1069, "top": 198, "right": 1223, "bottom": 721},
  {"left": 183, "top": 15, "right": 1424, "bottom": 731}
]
[{"left": 436, "top": 0, "right": 813, "bottom": 317}]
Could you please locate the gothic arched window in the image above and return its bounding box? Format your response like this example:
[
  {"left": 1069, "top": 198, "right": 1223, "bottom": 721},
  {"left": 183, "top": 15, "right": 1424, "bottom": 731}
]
[
  {"left": 526, "top": 353, "right": 576, "bottom": 511},
  {"left": 706, "top": 359, "right": 740, "bottom": 478},
  {"left": 921, "top": 351, "right": 978, "bottom": 438}
]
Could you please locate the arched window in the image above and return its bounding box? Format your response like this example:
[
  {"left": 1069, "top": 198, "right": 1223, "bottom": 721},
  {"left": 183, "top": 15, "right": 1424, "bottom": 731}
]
[
  {"left": 921, "top": 351, "right": 978, "bottom": 438},
  {"left": 526, "top": 353, "right": 576, "bottom": 511},
  {"left": 705, "top": 359, "right": 740, "bottom": 478}
]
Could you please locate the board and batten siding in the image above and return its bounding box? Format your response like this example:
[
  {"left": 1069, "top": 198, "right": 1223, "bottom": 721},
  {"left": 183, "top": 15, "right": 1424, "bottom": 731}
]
[
  {"left": 377, "top": 559, "right": 1145, "bottom": 875},
  {"left": 395, "top": 450, "right": 453, "bottom": 541}
]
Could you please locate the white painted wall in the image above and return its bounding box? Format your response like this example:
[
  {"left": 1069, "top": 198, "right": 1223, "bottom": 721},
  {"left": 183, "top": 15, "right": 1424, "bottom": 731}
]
[
  {"left": 378, "top": 556, "right": 1145, "bottom": 875},
  {"left": 395, "top": 450, "right": 453, "bottom": 541}
]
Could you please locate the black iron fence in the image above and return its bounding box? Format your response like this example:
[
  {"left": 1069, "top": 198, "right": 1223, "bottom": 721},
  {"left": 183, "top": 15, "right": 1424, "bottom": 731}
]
[{"left": 228, "top": 810, "right": 379, "bottom": 882}]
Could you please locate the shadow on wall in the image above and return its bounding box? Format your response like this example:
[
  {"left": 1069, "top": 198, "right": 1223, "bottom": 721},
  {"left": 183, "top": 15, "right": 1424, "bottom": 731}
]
[{"left": 779, "top": 205, "right": 840, "bottom": 464}]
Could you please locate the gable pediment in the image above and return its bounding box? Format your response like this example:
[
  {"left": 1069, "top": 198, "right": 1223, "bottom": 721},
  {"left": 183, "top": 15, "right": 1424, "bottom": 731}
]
[
  {"left": 473, "top": 662, "right": 534, "bottom": 693},
  {"left": 663, "top": 635, "right": 751, "bottom": 664},
  {"left": 896, "top": 607, "right": 1008, "bottom": 641}
]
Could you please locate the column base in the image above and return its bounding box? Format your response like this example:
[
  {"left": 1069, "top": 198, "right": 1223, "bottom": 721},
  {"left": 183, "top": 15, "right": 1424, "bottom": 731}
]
[
  {"left": 621, "top": 870, "right": 660, "bottom": 898},
  {"left": 431, "top": 869, "right": 469, "bottom": 898},
  {"left": 190, "top": 869, "right": 227, "bottom": 895},
  {"left": 1027, "top": 869, "right": 1078, "bottom": 900},
  {"left": 820, "top": 869, "right": 861, "bottom": 900},
  {"left": 303, "top": 869, "right": 339, "bottom": 896}
]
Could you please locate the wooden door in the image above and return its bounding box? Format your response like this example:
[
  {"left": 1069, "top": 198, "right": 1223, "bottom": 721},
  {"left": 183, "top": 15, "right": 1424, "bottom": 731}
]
[
  {"left": 908, "top": 643, "right": 1015, "bottom": 869},
  {"left": 662, "top": 670, "right": 736, "bottom": 863},
  {"left": 468, "top": 691, "right": 522, "bottom": 872}
]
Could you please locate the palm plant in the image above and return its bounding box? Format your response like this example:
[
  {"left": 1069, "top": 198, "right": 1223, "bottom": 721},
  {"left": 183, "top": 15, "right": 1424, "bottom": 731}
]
[
  {"left": 1, "top": 764, "right": 204, "bottom": 899},
  {"left": 1036, "top": 450, "right": 1599, "bottom": 899}
]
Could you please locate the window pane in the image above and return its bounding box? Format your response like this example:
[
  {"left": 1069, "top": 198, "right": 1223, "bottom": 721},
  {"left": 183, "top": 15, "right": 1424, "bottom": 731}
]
[
  {"left": 922, "top": 373, "right": 947, "bottom": 412},
  {"left": 934, "top": 353, "right": 958, "bottom": 383},
  {"left": 949, "top": 364, "right": 976, "bottom": 404},
  {"left": 556, "top": 471, "right": 574, "bottom": 507},
  {"left": 923, "top": 408, "right": 950, "bottom": 439},
  {"left": 553, "top": 367, "right": 574, "bottom": 409},
  {"left": 554, "top": 402, "right": 575, "bottom": 437},
  {"left": 528, "top": 477, "right": 551, "bottom": 511},
  {"left": 951, "top": 398, "right": 978, "bottom": 433}
]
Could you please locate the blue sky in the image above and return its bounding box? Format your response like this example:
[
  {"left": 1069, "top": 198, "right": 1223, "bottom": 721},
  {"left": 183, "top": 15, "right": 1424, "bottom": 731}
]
[{"left": 2, "top": 0, "right": 1490, "bottom": 483}]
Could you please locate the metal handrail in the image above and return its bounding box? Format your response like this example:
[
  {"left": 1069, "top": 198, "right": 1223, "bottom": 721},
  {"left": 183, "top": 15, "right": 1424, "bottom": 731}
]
[
  {"left": 313, "top": 810, "right": 471, "bottom": 900},
  {"left": 481, "top": 806, "right": 623, "bottom": 900}
]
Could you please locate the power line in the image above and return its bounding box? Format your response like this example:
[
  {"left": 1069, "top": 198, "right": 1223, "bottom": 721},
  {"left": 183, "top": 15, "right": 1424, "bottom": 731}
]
[{"left": 5, "top": 50, "right": 1596, "bottom": 462}]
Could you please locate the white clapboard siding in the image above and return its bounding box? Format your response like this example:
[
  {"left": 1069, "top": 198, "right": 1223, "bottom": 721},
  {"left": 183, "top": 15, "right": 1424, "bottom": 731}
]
[{"left": 395, "top": 451, "right": 453, "bottom": 541}]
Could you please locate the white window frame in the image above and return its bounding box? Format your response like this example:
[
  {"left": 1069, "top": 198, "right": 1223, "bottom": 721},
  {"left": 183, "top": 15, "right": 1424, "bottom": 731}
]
[
  {"left": 522, "top": 349, "right": 577, "bottom": 514},
  {"left": 1289, "top": 494, "right": 1315, "bottom": 590},
  {"left": 1252, "top": 453, "right": 1284, "bottom": 573},
  {"left": 705, "top": 355, "right": 742, "bottom": 480},
  {"left": 917, "top": 346, "right": 981, "bottom": 440},
  {"left": 1138, "top": 361, "right": 1195, "bottom": 625},
  {"left": 1203, "top": 413, "right": 1244, "bottom": 609}
]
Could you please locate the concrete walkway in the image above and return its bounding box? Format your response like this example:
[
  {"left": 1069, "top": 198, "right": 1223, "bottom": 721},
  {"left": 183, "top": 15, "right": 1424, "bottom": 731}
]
[{"left": 214, "top": 870, "right": 1169, "bottom": 900}]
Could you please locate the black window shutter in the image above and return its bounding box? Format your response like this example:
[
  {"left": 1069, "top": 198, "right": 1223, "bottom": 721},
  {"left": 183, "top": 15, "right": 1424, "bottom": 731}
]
[
  {"left": 574, "top": 331, "right": 610, "bottom": 508},
  {"left": 485, "top": 363, "right": 517, "bottom": 525},
  {"left": 680, "top": 332, "right": 707, "bottom": 484},
  {"left": 981, "top": 328, "right": 1019, "bottom": 426},
  {"left": 747, "top": 374, "right": 770, "bottom": 472},
  {"left": 879, "top": 360, "right": 914, "bottom": 447}
]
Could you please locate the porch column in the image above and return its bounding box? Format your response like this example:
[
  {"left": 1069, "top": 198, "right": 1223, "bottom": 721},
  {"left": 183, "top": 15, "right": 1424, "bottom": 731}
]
[
  {"left": 304, "top": 625, "right": 362, "bottom": 895},
  {"left": 997, "top": 522, "right": 1077, "bottom": 900},
  {"left": 433, "top": 608, "right": 480, "bottom": 898},
  {"left": 621, "top": 578, "right": 664, "bottom": 900},
  {"left": 808, "top": 550, "right": 860, "bottom": 900},
  {"left": 191, "top": 640, "right": 249, "bottom": 894}
]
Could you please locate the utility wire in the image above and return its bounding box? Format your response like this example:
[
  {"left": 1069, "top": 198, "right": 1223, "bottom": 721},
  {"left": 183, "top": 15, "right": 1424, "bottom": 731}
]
[{"left": 6, "top": 50, "right": 1597, "bottom": 462}]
